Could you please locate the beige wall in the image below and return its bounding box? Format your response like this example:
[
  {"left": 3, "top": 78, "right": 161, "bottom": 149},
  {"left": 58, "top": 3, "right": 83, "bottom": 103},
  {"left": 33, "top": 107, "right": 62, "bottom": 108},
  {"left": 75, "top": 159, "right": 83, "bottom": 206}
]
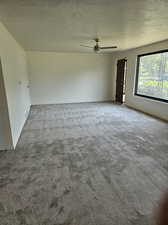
[
  {"left": 0, "top": 60, "right": 12, "bottom": 150},
  {"left": 0, "top": 22, "right": 31, "bottom": 148},
  {"left": 27, "top": 52, "right": 113, "bottom": 105},
  {"left": 112, "top": 40, "right": 168, "bottom": 121}
]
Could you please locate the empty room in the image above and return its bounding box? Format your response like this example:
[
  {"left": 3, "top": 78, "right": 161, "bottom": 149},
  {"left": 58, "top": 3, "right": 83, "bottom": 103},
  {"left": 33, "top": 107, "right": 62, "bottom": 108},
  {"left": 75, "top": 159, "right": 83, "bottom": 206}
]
[{"left": 0, "top": 0, "right": 168, "bottom": 225}]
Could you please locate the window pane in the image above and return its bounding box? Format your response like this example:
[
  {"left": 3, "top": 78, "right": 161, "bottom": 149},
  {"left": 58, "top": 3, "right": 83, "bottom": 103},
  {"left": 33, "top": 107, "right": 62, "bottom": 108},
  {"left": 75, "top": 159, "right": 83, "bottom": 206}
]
[{"left": 136, "top": 51, "right": 168, "bottom": 101}]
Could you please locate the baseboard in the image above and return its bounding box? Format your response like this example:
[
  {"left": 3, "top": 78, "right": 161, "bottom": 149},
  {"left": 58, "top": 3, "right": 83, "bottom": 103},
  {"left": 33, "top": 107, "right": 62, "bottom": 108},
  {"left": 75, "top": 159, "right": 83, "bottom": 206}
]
[
  {"left": 125, "top": 104, "right": 168, "bottom": 123},
  {"left": 31, "top": 100, "right": 114, "bottom": 106},
  {"left": 14, "top": 105, "right": 31, "bottom": 149},
  {"left": 0, "top": 144, "right": 13, "bottom": 151}
]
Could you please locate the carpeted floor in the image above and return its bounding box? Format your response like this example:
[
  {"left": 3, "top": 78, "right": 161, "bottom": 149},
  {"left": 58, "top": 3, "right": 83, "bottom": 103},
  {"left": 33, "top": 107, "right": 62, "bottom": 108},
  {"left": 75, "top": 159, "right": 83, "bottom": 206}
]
[{"left": 0, "top": 102, "right": 168, "bottom": 225}]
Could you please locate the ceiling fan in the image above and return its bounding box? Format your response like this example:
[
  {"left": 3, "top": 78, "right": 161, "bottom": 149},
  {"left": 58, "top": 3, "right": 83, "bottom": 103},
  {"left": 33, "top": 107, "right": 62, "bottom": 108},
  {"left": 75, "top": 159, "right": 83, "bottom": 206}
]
[{"left": 80, "top": 38, "right": 117, "bottom": 53}]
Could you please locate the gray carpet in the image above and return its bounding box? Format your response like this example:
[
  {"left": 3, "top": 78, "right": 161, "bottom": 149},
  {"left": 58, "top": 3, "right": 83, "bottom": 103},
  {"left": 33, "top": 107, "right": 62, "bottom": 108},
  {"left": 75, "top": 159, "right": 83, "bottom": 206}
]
[{"left": 0, "top": 102, "right": 168, "bottom": 225}]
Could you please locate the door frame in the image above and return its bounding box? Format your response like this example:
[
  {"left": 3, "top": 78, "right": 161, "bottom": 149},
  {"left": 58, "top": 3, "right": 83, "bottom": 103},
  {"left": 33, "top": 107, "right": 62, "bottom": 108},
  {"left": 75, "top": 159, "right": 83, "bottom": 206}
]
[{"left": 115, "top": 58, "right": 127, "bottom": 104}]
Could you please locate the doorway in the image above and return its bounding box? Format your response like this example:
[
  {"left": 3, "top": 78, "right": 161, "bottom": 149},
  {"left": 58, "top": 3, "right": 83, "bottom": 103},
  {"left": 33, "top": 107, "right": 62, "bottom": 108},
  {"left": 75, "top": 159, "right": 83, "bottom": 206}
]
[{"left": 115, "top": 58, "right": 127, "bottom": 104}]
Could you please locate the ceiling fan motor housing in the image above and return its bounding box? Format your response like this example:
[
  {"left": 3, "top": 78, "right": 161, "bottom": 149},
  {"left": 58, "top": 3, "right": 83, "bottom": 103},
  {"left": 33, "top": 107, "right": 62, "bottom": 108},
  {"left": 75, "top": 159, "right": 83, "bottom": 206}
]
[{"left": 94, "top": 44, "right": 100, "bottom": 52}]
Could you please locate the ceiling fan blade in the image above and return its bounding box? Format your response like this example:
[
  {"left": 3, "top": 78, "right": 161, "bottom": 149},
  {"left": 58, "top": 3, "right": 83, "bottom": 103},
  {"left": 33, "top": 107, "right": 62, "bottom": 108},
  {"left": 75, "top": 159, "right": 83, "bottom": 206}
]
[
  {"left": 100, "top": 46, "right": 117, "bottom": 49},
  {"left": 80, "top": 45, "right": 93, "bottom": 49}
]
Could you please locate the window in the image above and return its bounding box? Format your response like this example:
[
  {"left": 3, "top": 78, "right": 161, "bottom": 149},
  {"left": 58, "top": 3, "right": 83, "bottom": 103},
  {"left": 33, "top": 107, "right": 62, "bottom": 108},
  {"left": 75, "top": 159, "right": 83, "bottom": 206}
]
[{"left": 135, "top": 50, "right": 168, "bottom": 102}]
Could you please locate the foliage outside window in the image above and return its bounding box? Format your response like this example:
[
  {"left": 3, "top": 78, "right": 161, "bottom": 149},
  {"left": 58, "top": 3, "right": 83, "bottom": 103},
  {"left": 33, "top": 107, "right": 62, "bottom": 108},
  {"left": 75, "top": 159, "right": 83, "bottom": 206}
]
[{"left": 135, "top": 51, "right": 168, "bottom": 102}]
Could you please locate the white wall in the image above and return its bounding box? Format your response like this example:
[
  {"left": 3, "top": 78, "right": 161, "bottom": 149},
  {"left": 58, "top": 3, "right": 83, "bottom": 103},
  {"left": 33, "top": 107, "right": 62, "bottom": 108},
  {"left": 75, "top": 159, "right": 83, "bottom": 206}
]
[
  {"left": 0, "top": 22, "right": 31, "bottom": 148},
  {"left": 27, "top": 52, "right": 113, "bottom": 105},
  {"left": 112, "top": 40, "right": 168, "bottom": 121}
]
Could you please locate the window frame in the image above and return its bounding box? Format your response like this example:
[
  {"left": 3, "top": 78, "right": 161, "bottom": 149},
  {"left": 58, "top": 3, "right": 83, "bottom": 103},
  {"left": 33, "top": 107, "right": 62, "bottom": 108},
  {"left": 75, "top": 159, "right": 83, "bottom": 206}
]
[{"left": 135, "top": 49, "right": 168, "bottom": 103}]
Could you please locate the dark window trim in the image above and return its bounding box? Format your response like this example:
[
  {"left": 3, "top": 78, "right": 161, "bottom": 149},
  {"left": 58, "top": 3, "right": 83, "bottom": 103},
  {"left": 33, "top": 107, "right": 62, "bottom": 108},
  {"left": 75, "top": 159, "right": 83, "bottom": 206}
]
[{"left": 134, "top": 49, "right": 168, "bottom": 103}]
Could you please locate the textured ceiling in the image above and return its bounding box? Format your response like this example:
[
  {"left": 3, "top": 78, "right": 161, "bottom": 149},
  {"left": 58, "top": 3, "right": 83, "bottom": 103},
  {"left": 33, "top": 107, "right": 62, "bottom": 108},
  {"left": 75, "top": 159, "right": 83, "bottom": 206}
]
[{"left": 0, "top": 0, "right": 168, "bottom": 52}]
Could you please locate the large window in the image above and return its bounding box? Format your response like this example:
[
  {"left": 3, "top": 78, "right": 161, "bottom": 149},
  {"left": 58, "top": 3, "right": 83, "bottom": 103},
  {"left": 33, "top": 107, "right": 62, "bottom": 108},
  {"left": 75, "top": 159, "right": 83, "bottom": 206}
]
[{"left": 135, "top": 50, "right": 168, "bottom": 102}]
